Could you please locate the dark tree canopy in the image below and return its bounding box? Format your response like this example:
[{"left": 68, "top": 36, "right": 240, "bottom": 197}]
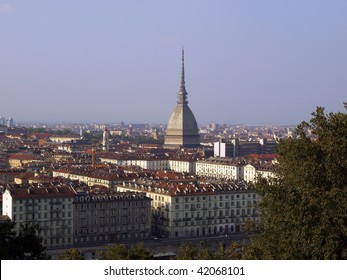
[
  {"left": 247, "top": 103, "right": 347, "bottom": 259},
  {"left": 59, "top": 248, "right": 85, "bottom": 260},
  {"left": 98, "top": 242, "right": 152, "bottom": 260},
  {"left": 0, "top": 221, "right": 49, "bottom": 260}
]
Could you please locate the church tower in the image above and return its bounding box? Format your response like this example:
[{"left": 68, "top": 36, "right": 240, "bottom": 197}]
[{"left": 164, "top": 49, "right": 200, "bottom": 148}]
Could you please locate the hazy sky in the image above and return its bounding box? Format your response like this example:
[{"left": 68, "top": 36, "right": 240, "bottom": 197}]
[{"left": 1, "top": 0, "right": 346, "bottom": 125}]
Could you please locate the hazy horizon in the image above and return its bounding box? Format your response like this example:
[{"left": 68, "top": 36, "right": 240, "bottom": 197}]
[{"left": 1, "top": 1, "right": 346, "bottom": 125}]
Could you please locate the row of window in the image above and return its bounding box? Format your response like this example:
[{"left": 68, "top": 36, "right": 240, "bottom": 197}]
[{"left": 75, "top": 223, "right": 149, "bottom": 234}]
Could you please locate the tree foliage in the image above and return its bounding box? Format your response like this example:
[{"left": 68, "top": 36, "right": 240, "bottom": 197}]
[
  {"left": 59, "top": 248, "right": 85, "bottom": 260},
  {"left": 0, "top": 221, "right": 49, "bottom": 260},
  {"left": 175, "top": 241, "right": 255, "bottom": 260},
  {"left": 0, "top": 220, "right": 16, "bottom": 259},
  {"left": 98, "top": 242, "right": 152, "bottom": 260},
  {"left": 247, "top": 103, "right": 347, "bottom": 259},
  {"left": 175, "top": 241, "right": 211, "bottom": 260}
]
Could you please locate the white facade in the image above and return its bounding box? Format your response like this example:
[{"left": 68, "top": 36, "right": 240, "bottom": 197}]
[
  {"left": 243, "top": 164, "right": 275, "bottom": 183},
  {"left": 243, "top": 164, "right": 257, "bottom": 182},
  {"left": 168, "top": 159, "right": 195, "bottom": 173},
  {"left": 2, "top": 186, "right": 75, "bottom": 249},
  {"left": 99, "top": 156, "right": 196, "bottom": 174},
  {"left": 214, "top": 141, "right": 226, "bottom": 157},
  {"left": 52, "top": 169, "right": 119, "bottom": 188},
  {"left": 196, "top": 159, "right": 243, "bottom": 180},
  {"left": 117, "top": 181, "right": 257, "bottom": 238}
]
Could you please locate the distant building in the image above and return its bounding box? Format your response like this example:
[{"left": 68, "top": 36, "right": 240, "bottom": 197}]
[
  {"left": 0, "top": 168, "right": 27, "bottom": 184},
  {"left": 214, "top": 140, "right": 234, "bottom": 158},
  {"left": 214, "top": 138, "right": 277, "bottom": 158},
  {"left": 8, "top": 154, "right": 41, "bottom": 168},
  {"left": 102, "top": 127, "right": 109, "bottom": 152},
  {"left": 49, "top": 134, "right": 81, "bottom": 143},
  {"left": 6, "top": 117, "right": 14, "bottom": 128},
  {"left": 164, "top": 49, "right": 200, "bottom": 149},
  {"left": 0, "top": 125, "right": 8, "bottom": 134},
  {"left": 53, "top": 167, "right": 126, "bottom": 188},
  {"left": 196, "top": 158, "right": 244, "bottom": 180}
]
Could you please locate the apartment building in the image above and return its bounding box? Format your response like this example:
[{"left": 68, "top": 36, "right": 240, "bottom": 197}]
[
  {"left": 0, "top": 168, "right": 27, "bottom": 184},
  {"left": 243, "top": 163, "right": 275, "bottom": 182},
  {"left": 2, "top": 181, "right": 152, "bottom": 249},
  {"left": 196, "top": 158, "right": 244, "bottom": 180},
  {"left": 73, "top": 186, "right": 151, "bottom": 246},
  {"left": 52, "top": 166, "right": 137, "bottom": 188},
  {"left": 99, "top": 152, "right": 198, "bottom": 174},
  {"left": 2, "top": 182, "right": 75, "bottom": 249},
  {"left": 116, "top": 179, "right": 257, "bottom": 238}
]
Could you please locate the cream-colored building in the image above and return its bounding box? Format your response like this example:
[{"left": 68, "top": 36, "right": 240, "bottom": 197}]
[
  {"left": 243, "top": 164, "right": 257, "bottom": 183},
  {"left": 49, "top": 135, "right": 81, "bottom": 143},
  {"left": 99, "top": 155, "right": 169, "bottom": 170},
  {"left": 243, "top": 163, "right": 275, "bottom": 183},
  {"left": 116, "top": 180, "right": 257, "bottom": 238},
  {"left": 52, "top": 167, "right": 136, "bottom": 188},
  {"left": 2, "top": 183, "right": 75, "bottom": 249},
  {"left": 8, "top": 154, "right": 41, "bottom": 168},
  {"left": 196, "top": 158, "right": 244, "bottom": 180},
  {"left": 99, "top": 154, "right": 197, "bottom": 174}
]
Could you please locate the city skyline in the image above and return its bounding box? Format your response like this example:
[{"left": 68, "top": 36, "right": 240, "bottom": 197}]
[{"left": 1, "top": 1, "right": 347, "bottom": 125}]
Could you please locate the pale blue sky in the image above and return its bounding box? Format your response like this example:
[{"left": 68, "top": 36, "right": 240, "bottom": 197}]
[{"left": 1, "top": 0, "right": 346, "bottom": 125}]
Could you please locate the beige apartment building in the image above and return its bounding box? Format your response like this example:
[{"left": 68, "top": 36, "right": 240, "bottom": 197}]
[
  {"left": 196, "top": 158, "right": 244, "bottom": 180},
  {"left": 73, "top": 186, "right": 152, "bottom": 246},
  {"left": 52, "top": 166, "right": 137, "bottom": 188},
  {"left": 116, "top": 180, "right": 257, "bottom": 238},
  {"left": 2, "top": 183, "right": 75, "bottom": 249},
  {"left": 2, "top": 182, "right": 152, "bottom": 249}
]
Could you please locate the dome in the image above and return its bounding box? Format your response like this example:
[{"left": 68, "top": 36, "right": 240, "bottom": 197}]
[
  {"left": 166, "top": 104, "right": 199, "bottom": 134},
  {"left": 164, "top": 49, "right": 200, "bottom": 148}
]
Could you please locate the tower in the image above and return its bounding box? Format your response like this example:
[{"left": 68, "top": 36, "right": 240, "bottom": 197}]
[
  {"left": 102, "top": 127, "right": 109, "bottom": 152},
  {"left": 7, "top": 117, "right": 14, "bottom": 128},
  {"left": 164, "top": 49, "right": 200, "bottom": 148}
]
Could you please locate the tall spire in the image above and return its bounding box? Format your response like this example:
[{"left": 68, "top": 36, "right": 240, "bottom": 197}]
[
  {"left": 178, "top": 47, "right": 188, "bottom": 104},
  {"left": 180, "top": 47, "right": 185, "bottom": 91}
]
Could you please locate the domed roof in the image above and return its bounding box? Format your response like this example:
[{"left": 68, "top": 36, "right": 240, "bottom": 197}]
[
  {"left": 164, "top": 49, "right": 200, "bottom": 148},
  {"left": 166, "top": 103, "right": 199, "bottom": 134}
]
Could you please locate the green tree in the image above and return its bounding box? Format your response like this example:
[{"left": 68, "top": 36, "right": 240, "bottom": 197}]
[
  {"left": 175, "top": 241, "right": 211, "bottom": 260},
  {"left": 98, "top": 244, "right": 129, "bottom": 260},
  {"left": 213, "top": 242, "right": 245, "bottom": 260},
  {"left": 128, "top": 242, "right": 152, "bottom": 260},
  {"left": 247, "top": 103, "right": 347, "bottom": 259},
  {"left": 12, "top": 224, "right": 49, "bottom": 260},
  {"left": 0, "top": 220, "right": 16, "bottom": 259},
  {"left": 98, "top": 243, "right": 152, "bottom": 260},
  {"left": 0, "top": 222, "right": 49, "bottom": 260},
  {"left": 59, "top": 248, "right": 85, "bottom": 260}
]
